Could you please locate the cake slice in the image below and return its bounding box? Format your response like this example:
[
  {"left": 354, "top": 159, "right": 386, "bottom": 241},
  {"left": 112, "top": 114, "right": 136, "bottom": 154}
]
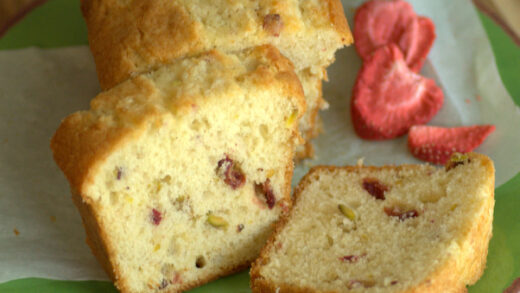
[
  {"left": 80, "top": 0, "right": 352, "bottom": 89},
  {"left": 51, "top": 45, "right": 305, "bottom": 293},
  {"left": 251, "top": 153, "right": 495, "bottom": 292},
  {"left": 80, "top": 0, "right": 353, "bottom": 159}
]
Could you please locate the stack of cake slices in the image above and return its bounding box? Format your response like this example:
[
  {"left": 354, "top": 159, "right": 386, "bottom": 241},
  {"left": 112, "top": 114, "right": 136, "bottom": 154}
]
[
  {"left": 80, "top": 0, "right": 353, "bottom": 159},
  {"left": 51, "top": 1, "right": 352, "bottom": 292}
]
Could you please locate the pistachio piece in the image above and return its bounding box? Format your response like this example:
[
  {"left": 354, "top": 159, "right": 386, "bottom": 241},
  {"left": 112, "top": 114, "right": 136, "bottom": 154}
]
[
  {"left": 338, "top": 204, "right": 356, "bottom": 221},
  {"left": 446, "top": 153, "right": 469, "bottom": 171},
  {"left": 207, "top": 214, "right": 228, "bottom": 229},
  {"left": 285, "top": 110, "right": 299, "bottom": 127}
]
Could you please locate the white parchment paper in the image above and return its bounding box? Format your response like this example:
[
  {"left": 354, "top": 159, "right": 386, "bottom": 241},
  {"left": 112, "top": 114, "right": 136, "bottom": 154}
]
[{"left": 0, "top": 0, "right": 519, "bottom": 283}]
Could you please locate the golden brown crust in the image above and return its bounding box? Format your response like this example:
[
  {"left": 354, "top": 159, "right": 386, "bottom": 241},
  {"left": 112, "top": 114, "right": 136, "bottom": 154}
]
[
  {"left": 294, "top": 71, "right": 324, "bottom": 161},
  {"left": 295, "top": 142, "right": 315, "bottom": 162},
  {"left": 71, "top": 190, "right": 117, "bottom": 283},
  {"left": 50, "top": 76, "right": 157, "bottom": 194},
  {"left": 325, "top": 0, "right": 354, "bottom": 45},
  {"left": 80, "top": 0, "right": 201, "bottom": 89},
  {"left": 251, "top": 153, "right": 495, "bottom": 293}
]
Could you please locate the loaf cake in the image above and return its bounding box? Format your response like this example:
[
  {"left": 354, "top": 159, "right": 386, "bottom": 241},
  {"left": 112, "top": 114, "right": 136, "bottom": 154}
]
[
  {"left": 251, "top": 153, "right": 495, "bottom": 292},
  {"left": 51, "top": 45, "right": 305, "bottom": 293},
  {"left": 80, "top": 0, "right": 353, "bottom": 159}
]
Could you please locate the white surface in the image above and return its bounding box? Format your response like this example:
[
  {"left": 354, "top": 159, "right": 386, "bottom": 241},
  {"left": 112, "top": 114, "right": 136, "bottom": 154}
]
[{"left": 0, "top": 0, "right": 519, "bottom": 283}]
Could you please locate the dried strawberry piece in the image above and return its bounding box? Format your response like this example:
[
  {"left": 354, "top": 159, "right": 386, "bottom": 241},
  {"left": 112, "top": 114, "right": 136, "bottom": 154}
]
[
  {"left": 116, "top": 167, "right": 123, "bottom": 180},
  {"left": 351, "top": 44, "right": 444, "bottom": 139},
  {"left": 354, "top": 0, "right": 435, "bottom": 72},
  {"left": 216, "top": 155, "right": 245, "bottom": 189},
  {"left": 263, "top": 14, "right": 283, "bottom": 37},
  {"left": 408, "top": 125, "right": 495, "bottom": 164},
  {"left": 362, "top": 178, "right": 388, "bottom": 200},
  {"left": 339, "top": 253, "right": 366, "bottom": 263},
  {"left": 255, "top": 179, "right": 276, "bottom": 209},
  {"left": 151, "top": 208, "right": 162, "bottom": 225},
  {"left": 354, "top": 0, "right": 415, "bottom": 60},
  {"left": 384, "top": 206, "right": 419, "bottom": 221},
  {"left": 400, "top": 16, "right": 436, "bottom": 72}
]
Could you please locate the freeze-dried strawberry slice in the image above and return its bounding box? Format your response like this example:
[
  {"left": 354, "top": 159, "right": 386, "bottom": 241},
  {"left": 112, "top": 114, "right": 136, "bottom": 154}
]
[
  {"left": 408, "top": 125, "right": 495, "bottom": 164},
  {"left": 354, "top": 0, "right": 435, "bottom": 72},
  {"left": 354, "top": 0, "right": 415, "bottom": 60},
  {"left": 400, "top": 16, "right": 436, "bottom": 72},
  {"left": 351, "top": 44, "right": 444, "bottom": 140}
]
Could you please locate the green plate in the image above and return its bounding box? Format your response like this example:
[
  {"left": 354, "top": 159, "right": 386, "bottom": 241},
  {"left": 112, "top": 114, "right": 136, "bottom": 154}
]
[{"left": 0, "top": 0, "right": 518, "bottom": 292}]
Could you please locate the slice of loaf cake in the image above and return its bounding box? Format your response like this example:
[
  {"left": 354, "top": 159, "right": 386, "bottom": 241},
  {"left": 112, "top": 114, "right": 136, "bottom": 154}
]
[
  {"left": 51, "top": 45, "right": 305, "bottom": 293},
  {"left": 80, "top": 0, "right": 353, "bottom": 159},
  {"left": 251, "top": 153, "right": 495, "bottom": 292}
]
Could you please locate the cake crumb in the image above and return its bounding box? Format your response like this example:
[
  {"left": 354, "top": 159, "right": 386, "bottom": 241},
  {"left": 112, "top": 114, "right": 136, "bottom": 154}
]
[
  {"left": 50, "top": 216, "right": 57, "bottom": 223},
  {"left": 13, "top": 228, "right": 20, "bottom": 236},
  {"left": 357, "top": 157, "right": 365, "bottom": 166}
]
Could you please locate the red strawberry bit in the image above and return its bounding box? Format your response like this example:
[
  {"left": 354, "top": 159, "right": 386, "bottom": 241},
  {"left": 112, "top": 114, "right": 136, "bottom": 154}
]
[
  {"left": 408, "top": 125, "right": 495, "bottom": 164},
  {"left": 255, "top": 179, "right": 276, "bottom": 209},
  {"left": 339, "top": 253, "right": 366, "bottom": 263},
  {"left": 363, "top": 178, "right": 388, "bottom": 200},
  {"left": 278, "top": 200, "right": 290, "bottom": 213},
  {"left": 351, "top": 44, "right": 444, "bottom": 140},
  {"left": 151, "top": 209, "right": 162, "bottom": 225},
  {"left": 354, "top": 0, "right": 435, "bottom": 72},
  {"left": 216, "top": 155, "right": 245, "bottom": 189},
  {"left": 384, "top": 206, "right": 419, "bottom": 221},
  {"left": 116, "top": 167, "right": 123, "bottom": 180}
]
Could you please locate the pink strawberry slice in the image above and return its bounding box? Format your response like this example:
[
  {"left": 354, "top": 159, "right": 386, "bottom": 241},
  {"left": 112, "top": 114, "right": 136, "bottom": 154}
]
[
  {"left": 408, "top": 125, "right": 496, "bottom": 164},
  {"left": 399, "top": 16, "right": 436, "bottom": 72},
  {"left": 351, "top": 44, "right": 444, "bottom": 140},
  {"left": 354, "top": 0, "right": 435, "bottom": 72}
]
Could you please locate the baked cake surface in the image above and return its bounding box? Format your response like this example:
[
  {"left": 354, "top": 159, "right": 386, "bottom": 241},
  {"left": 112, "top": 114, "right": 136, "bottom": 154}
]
[
  {"left": 251, "top": 153, "right": 495, "bottom": 293},
  {"left": 51, "top": 45, "right": 305, "bottom": 293}
]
